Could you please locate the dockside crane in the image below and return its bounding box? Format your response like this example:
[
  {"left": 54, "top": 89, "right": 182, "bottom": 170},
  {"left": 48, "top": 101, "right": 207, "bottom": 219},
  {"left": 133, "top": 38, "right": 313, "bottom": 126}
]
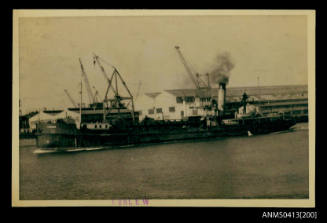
[
  {"left": 174, "top": 46, "right": 212, "bottom": 106},
  {"left": 79, "top": 58, "right": 95, "bottom": 105},
  {"left": 175, "top": 46, "right": 200, "bottom": 89},
  {"left": 174, "top": 46, "right": 210, "bottom": 90},
  {"left": 64, "top": 89, "right": 77, "bottom": 107}
]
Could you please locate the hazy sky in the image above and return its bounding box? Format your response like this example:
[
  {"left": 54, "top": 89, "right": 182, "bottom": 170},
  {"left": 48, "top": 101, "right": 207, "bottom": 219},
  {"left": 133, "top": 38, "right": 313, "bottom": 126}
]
[{"left": 18, "top": 15, "right": 308, "bottom": 113}]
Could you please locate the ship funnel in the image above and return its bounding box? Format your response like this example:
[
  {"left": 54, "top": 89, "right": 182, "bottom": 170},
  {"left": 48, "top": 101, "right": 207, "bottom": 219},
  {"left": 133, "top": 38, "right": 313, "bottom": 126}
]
[{"left": 218, "top": 82, "right": 226, "bottom": 115}]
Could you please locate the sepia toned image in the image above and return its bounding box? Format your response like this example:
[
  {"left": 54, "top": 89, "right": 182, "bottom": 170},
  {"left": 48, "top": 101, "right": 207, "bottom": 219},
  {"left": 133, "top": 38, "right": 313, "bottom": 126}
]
[{"left": 12, "top": 10, "right": 315, "bottom": 207}]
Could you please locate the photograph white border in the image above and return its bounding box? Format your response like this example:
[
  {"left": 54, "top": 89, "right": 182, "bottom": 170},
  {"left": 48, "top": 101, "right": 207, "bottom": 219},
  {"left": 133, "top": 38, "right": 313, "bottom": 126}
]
[{"left": 12, "top": 9, "right": 316, "bottom": 207}]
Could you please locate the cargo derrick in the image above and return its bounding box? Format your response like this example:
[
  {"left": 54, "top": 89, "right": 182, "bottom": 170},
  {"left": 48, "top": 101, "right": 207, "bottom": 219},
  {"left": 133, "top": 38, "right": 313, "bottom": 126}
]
[
  {"left": 64, "top": 89, "right": 78, "bottom": 108},
  {"left": 79, "top": 58, "right": 96, "bottom": 106},
  {"left": 93, "top": 54, "right": 136, "bottom": 124}
]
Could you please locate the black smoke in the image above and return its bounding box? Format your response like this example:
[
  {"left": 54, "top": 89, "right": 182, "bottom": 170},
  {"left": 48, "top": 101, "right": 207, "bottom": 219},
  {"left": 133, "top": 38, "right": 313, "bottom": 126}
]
[{"left": 209, "top": 52, "right": 235, "bottom": 85}]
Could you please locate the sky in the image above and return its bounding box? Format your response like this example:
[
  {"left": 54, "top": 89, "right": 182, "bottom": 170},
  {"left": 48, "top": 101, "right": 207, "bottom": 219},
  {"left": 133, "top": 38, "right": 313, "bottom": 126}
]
[{"left": 18, "top": 14, "right": 308, "bottom": 114}]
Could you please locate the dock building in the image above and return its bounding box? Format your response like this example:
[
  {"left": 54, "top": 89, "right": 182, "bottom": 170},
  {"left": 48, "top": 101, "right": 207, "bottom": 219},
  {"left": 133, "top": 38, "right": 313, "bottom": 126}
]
[{"left": 134, "top": 85, "right": 308, "bottom": 121}]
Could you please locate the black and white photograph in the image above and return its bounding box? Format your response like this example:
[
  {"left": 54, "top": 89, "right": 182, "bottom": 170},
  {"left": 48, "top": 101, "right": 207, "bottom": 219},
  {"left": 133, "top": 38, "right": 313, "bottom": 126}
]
[{"left": 12, "top": 10, "right": 315, "bottom": 207}]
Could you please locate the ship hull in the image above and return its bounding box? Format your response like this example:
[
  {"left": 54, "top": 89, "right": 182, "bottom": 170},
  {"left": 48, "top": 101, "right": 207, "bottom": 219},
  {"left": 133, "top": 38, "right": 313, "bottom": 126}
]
[
  {"left": 36, "top": 134, "right": 77, "bottom": 149},
  {"left": 36, "top": 130, "right": 247, "bottom": 149},
  {"left": 35, "top": 116, "right": 296, "bottom": 151}
]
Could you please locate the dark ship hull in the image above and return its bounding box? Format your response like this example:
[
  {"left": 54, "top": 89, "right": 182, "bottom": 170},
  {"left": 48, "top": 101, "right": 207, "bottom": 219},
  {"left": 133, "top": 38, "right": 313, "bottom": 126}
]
[{"left": 35, "top": 115, "right": 296, "bottom": 151}]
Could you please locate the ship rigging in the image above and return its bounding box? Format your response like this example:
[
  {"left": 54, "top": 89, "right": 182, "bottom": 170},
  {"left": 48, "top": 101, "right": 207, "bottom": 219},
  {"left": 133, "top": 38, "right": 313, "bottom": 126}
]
[{"left": 92, "top": 54, "right": 136, "bottom": 123}]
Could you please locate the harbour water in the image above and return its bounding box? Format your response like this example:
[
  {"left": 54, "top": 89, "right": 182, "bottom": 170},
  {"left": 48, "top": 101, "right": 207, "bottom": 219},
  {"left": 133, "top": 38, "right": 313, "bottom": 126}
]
[{"left": 19, "top": 123, "right": 309, "bottom": 200}]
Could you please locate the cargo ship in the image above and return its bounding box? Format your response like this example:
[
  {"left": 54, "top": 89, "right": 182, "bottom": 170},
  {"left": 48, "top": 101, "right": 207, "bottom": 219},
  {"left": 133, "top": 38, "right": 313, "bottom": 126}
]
[
  {"left": 35, "top": 112, "right": 296, "bottom": 151},
  {"left": 34, "top": 55, "right": 297, "bottom": 152}
]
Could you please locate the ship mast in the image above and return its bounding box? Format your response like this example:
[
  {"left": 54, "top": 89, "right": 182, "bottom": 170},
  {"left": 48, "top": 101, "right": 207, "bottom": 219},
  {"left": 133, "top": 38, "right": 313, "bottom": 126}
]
[{"left": 79, "top": 74, "right": 83, "bottom": 128}]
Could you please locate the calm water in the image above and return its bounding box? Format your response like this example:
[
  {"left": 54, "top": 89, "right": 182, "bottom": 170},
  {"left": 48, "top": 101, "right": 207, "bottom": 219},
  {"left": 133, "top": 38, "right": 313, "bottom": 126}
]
[{"left": 19, "top": 123, "right": 309, "bottom": 200}]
